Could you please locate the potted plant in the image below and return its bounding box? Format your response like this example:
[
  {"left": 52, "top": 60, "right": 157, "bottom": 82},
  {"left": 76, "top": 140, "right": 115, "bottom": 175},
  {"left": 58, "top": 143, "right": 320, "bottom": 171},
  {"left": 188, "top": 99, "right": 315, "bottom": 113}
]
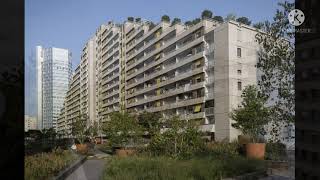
[
  {"left": 71, "top": 114, "right": 89, "bottom": 154},
  {"left": 231, "top": 85, "right": 270, "bottom": 159},
  {"left": 103, "top": 112, "right": 142, "bottom": 157}
]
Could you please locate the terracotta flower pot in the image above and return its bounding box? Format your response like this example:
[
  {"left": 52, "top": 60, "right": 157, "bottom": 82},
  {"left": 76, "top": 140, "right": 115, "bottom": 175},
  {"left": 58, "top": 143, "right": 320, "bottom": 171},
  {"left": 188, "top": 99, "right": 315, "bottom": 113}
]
[
  {"left": 246, "top": 143, "right": 266, "bottom": 159},
  {"left": 76, "top": 144, "right": 88, "bottom": 154},
  {"left": 115, "top": 148, "right": 135, "bottom": 157}
]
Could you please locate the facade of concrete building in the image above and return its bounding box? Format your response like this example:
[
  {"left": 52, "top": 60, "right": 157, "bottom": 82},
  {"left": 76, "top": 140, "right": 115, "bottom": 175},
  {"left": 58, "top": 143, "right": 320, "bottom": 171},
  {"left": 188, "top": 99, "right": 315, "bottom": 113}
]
[
  {"left": 57, "top": 38, "right": 97, "bottom": 135},
  {"left": 36, "top": 46, "right": 72, "bottom": 130},
  {"left": 57, "top": 19, "right": 259, "bottom": 142},
  {"left": 95, "top": 23, "right": 122, "bottom": 122},
  {"left": 25, "top": 115, "right": 38, "bottom": 132},
  {"left": 124, "top": 20, "right": 258, "bottom": 141},
  {"left": 56, "top": 66, "right": 80, "bottom": 135}
]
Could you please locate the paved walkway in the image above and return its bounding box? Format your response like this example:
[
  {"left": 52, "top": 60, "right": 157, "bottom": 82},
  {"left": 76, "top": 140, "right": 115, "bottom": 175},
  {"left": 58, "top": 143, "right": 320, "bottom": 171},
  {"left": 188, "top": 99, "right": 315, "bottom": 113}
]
[{"left": 66, "top": 146, "right": 109, "bottom": 180}]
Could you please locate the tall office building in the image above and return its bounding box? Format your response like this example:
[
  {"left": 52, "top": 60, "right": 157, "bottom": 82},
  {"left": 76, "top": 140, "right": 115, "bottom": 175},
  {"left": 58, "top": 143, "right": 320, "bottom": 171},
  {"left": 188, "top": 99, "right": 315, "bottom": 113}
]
[
  {"left": 57, "top": 18, "right": 260, "bottom": 141},
  {"left": 36, "top": 46, "right": 72, "bottom": 130}
]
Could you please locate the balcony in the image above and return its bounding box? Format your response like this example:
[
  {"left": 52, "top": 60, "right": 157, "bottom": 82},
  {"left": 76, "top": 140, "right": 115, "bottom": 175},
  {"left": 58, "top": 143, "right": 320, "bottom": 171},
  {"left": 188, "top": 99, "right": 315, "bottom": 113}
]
[
  {"left": 127, "top": 66, "right": 205, "bottom": 99},
  {"left": 126, "top": 26, "right": 175, "bottom": 61},
  {"left": 126, "top": 40, "right": 204, "bottom": 80},
  {"left": 101, "top": 90, "right": 119, "bottom": 101},
  {"left": 101, "top": 54, "right": 120, "bottom": 70},
  {"left": 126, "top": 51, "right": 204, "bottom": 90},
  {"left": 126, "top": 82, "right": 204, "bottom": 108},
  {"left": 101, "top": 82, "right": 119, "bottom": 93},
  {"left": 205, "top": 107, "right": 214, "bottom": 116},
  {"left": 126, "top": 33, "right": 204, "bottom": 73},
  {"left": 126, "top": 26, "right": 144, "bottom": 44},
  {"left": 101, "top": 46, "right": 120, "bottom": 65},
  {"left": 101, "top": 98, "right": 120, "bottom": 108},
  {"left": 148, "top": 96, "right": 204, "bottom": 113},
  {"left": 126, "top": 23, "right": 163, "bottom": 54}
]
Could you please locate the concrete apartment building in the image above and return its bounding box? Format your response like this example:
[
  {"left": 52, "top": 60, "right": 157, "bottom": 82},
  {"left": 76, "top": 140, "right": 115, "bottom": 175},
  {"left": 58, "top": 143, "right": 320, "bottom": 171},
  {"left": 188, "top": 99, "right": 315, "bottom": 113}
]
[
  {"left": 36, "top": 46, "right": 72, "bottom": 130},
  {"left": 95, "top": 23, "right": 122, "bottom": 122},
  {"left": 57, "top": 38, "right": 97, "bottom": 135},
  {"left": 57, "top": 19, "right": 259, "bottom": 141},
  {"left": 25, "top": 115, "right": 38, "bottom": 132}
]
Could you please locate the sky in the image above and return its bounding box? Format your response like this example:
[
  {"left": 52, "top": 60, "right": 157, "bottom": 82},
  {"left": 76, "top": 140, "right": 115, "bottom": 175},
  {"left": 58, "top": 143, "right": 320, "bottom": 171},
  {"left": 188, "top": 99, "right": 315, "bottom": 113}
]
[{"left": 25, "top": 0, "right": 289, "bottom": 116}]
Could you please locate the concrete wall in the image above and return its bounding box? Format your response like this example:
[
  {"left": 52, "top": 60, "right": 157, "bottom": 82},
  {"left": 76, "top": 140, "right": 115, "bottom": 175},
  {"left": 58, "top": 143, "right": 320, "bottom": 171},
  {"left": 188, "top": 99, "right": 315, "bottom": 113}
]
[{"left": 214, "top": 21, "right": 258, "bottom": 142}]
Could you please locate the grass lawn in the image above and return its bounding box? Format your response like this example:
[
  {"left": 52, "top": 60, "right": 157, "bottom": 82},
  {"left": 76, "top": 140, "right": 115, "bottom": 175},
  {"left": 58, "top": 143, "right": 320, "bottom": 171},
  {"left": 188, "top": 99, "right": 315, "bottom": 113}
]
[
  {"left": 102, "top": 155, "right": 266, "bottom": 180},
  {"left": 25, "top": 149, "right": 78, "bottom": 180}
]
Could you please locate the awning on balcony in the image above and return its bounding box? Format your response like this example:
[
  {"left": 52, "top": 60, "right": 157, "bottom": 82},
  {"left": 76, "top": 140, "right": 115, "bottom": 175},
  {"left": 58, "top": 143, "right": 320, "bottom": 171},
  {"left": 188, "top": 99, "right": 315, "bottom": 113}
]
[{"left": 194, "top": 104, "right": 201, "bottom": 112}]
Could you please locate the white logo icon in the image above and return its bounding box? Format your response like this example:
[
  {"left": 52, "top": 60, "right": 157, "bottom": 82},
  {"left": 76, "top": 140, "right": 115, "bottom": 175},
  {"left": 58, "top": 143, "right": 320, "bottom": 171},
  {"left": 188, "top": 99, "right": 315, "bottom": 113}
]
[{"left": 288, "top": 9, "right": 305, "bottom": 26}]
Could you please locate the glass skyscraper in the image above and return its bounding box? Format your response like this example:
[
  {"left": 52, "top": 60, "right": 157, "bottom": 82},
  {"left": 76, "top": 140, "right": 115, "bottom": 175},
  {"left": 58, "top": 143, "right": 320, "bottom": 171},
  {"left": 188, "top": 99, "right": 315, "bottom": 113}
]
[{"left": 36, "top": 46, "right": 72, "bottom": 130}]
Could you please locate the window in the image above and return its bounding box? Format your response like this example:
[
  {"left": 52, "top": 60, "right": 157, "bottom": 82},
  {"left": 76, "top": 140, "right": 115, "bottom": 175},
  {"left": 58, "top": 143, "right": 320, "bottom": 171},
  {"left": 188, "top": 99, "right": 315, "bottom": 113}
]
[
  {"left": 237, "top": 70, "right": 242, "bottom": 75},
  {"left": 237, "top": 81, "right": 242, "bottom": 91},
  {"left": 237, "top": 48, "right": 241, "bottom": 57}
]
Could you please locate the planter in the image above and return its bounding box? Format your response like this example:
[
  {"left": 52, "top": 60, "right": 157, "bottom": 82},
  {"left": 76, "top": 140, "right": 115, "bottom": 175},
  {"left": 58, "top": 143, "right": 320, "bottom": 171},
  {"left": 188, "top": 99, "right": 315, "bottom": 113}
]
[
  {"left": 115, "top": 148, "right": 136, "bottom": 157},
  {"left": 246, "top": 143, "right": 266, "bottom": 159},
  {"left": 238, "top": 135, "right": 252, "bottom": 145},
  {"left": 76, "top": 144, "right": 88, "bottom": 154}
]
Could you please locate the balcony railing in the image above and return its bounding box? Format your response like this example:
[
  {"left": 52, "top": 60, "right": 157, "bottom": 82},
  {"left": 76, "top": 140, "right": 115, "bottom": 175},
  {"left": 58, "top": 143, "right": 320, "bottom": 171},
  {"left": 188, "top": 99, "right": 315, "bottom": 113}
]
[
  {"left": 126, "top": 26, "right": 175, "bottom": 61},
  {"left": 126, "top": 81, "right": 204, "bottom": 108},
  {"left": 126, "top": 51, "right": 204, "bottom": 90},
  {"left": 205, "top": 107, "right": 214, "bottom": 116},
  {"left": 126, "top": 66, "right": 205, "bottom": 99},
  {"left": 148, "top": 97, "right": 204, "bottom": 113}
]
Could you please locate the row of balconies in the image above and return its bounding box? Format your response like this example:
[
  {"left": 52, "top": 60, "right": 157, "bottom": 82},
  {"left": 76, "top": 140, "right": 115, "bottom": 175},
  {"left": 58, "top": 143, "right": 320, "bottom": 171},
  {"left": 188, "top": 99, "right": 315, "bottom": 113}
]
[
  {"left": 126, "top": 22, "right": 204, "bottom": 71},
  {"left": 126, "top": 66, "right": 204, "bottom": 99},
  {"left": 101, "top": 54, "right": 119, "bottom": 71},
  {"left": 127, "top": 82, "right": 204, "bottom": 108},
  {"left": 99, "top": 106, "right": 120, "bottom": 116},
  {"left": 127, "top": 32, "right": 204, "bottom": 73},
  {"left": 126, "top": 23, "right": 163, "bottom": 53},
  {"left": 101, "top": 38, "right": 120, "bottom": 59},
  {"left": 126, "top": 25, "right": 144, "bottom": 44},
  {"left": 126, "top": 42, "right": 203, "bottom": 81},
  {"left": 100, "top": 89, "right": 119, "bottom": 101},
  {"left": 100, "top": 80, "right": 119, "bottom": 93},
  {"left": 101, "top": 72, "right": 119, "bottom": 87},
  {"left": 101, "top": 64, "right": 119, "bottom": 80},
  {"left": 101, "top": 98, "right": 120, "bottom": 108},
  {"left": 126, "top": 26, "right": 174, "bottom": 61},
  {"left": 126, "top": 51, "right": 204, "bottom": 89},
  {"left": 147, "top": 96, "right": 205, "bottom": 113}
]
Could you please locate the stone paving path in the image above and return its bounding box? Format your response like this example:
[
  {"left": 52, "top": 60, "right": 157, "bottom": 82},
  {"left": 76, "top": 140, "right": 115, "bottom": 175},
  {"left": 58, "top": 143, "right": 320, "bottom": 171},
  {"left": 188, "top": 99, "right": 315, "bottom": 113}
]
[{"left": 65, "top": 147, "right": 110, "bottom": 180}]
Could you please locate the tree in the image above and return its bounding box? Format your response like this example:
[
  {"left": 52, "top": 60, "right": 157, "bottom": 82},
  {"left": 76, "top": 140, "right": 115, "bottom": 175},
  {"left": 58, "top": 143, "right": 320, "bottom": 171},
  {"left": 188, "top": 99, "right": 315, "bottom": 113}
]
[
  {"left": 103, "top": 112, "right": 142, "bottom": 149},
  {"left": 137, "top": 111, "right": 162, "bottom": 136},
  {"left": 71, "top": 114, "right": 88, "bottom": 144},
  {"left": 127, "top": 17, "right": 134, "bottom": 22},
  {"left": 231, "top": 85, "right": 270, "bottom": 143},
  {"left": 236, "top": 16, "right": 252, "bottom": 25},
  {"left": 184, "top": 21, "right": 192, "bottom": 26},
  {"left": 161, "top": 15, "right": 170, "bottom": 22},
  {"left": 212, "top": 16, "right": 224, "bottom": 22},
  {"left": 87, "top": 121, "right": 99, "bottom": 140},
  {"left": 255, "top": 1, "right": 294, "bottom": 141},
  {"left": 225, "top": 13, "right": 236, "bottom": 21},
  {"left": 253, "top": 22, "right": 264, "bottom": 29},
  {"left": 149, "top": 116, "right": 204, "bottom": 159},
  {"left": 135, "top": 17, "right": 141, "bottom": 22},
  {"left": 191, "top": 18, "right": 201, "bottom": 25},
  {"left": 201, "top": 9, "right": 213, "bottom": 19},
  {"left": 171, "top": 18, "right": 181, "bottom": 26}
]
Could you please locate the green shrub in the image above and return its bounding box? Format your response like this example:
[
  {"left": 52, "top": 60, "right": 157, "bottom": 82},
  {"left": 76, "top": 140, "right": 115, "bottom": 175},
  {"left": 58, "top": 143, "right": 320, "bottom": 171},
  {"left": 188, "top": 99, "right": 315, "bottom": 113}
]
[
  {"left": 147, "top": 116, "right": 205, "bottom": 159},
  {"left": 24, "top": 149, "right": 77, "bottom": 180},
  {"left": 195, "top": 141, "right": 240, "bottom": 160},
  {"left": 102, "top": 156, "right": 266, "bottom": 180},
  {"left": 265, "top": 142, "right": 287, "bottom": 161}
]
